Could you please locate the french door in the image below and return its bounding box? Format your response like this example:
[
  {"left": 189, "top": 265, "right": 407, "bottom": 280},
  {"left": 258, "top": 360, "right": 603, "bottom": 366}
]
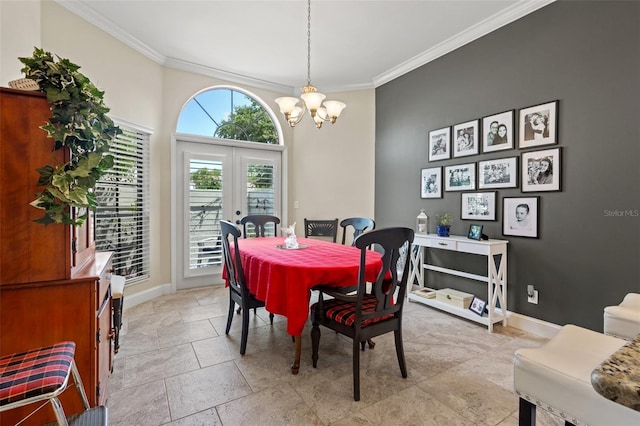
[{"left": 174, "top": 136, "right": 285, "bottom": 290}]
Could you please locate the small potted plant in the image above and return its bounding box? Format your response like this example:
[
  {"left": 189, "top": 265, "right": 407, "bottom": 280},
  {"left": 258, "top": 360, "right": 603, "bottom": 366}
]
[{"left": 435, "top": 213, "right": 451, "bottom": 237}]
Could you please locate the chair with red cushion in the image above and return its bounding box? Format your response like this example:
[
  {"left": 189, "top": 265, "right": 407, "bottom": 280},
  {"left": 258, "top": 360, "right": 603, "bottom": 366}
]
[
  {"left": 0, "top": 341, "right": 107, "bottom": 425},
  {"left": 310, "top": 227, "right": 414, "bottom": 401},
  {"left": 221, "top": 220, "right": 273, "bottom": 355}
]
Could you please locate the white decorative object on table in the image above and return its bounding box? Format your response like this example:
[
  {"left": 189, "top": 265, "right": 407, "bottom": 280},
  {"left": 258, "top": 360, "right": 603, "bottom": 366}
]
[{"left": 282, "top": 222, "right": 299, "bottom": 249}]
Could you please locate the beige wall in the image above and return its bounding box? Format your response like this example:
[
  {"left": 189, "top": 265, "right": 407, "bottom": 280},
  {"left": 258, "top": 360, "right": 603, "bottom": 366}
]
[
  {"left": 0, "top": 0, "right": 42, "bottom": 84},
  {"left": 1, "top": 0, "right": 376, "bottom": 303}
]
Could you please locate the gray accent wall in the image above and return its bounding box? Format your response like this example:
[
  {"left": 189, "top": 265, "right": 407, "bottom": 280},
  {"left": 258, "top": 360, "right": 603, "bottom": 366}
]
[{"left": 375, "top": 0, "right": 640, "bottom": 331}]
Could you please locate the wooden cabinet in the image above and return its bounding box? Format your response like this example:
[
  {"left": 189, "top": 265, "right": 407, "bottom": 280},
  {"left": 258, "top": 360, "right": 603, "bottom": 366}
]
[{"left": 0, "top": 88, "right": 113, "bottom": 425}]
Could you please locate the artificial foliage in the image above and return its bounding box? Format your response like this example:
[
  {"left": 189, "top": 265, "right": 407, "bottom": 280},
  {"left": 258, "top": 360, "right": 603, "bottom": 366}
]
[{"left": 19, "top": 47, "right": 121, "bottom": 225}]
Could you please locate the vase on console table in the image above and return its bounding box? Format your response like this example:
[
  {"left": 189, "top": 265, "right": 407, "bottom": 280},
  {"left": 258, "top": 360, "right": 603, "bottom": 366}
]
[{"left": 436, "top": 225, "right": 450, "bottom": 237}]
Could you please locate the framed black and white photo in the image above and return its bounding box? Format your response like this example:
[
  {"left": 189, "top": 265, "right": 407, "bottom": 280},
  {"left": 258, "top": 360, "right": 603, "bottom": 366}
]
[
  {"left": 445, "top": 163, "right": 476, "bottom": 191},
  {"left": 469, "top": 296, "right": 487, "bottom": 316},
  {"left": 521, "top": 147, "right": 561, "bottom": 192},
  {"left": 478, "top": 157, "right": 518, "bottom": 189},
  {"left": 518, "top": 100, "right": 558, "bottom": 148},
  {"left": 482, "top": 110, "right": 514, "bottom": 153},
  {"left": 421, "top": 167, "right": 442, "bottom": 199},
  {"left": 467, "top": 224, "right": 484, "bottom": 240},
  {"left": 428, "top": 127, "right": 451, "bottom": 161},
  {"left": 452, "top": 119, "right": 479, "bottom": 157},
  {"left": 503, "top": 196, "right": 539, "bottom": 238},
  {"left": 461, "top": 191, "right": 496, "bottom": 220}
]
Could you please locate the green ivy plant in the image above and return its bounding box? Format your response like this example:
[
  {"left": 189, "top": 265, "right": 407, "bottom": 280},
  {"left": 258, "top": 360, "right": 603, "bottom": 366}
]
[
  {"left": 19, "top": 47, "right": 121, "bottom": 225},
  {"left": 435, "top": 213, "right": 452, "bottom": 226}
]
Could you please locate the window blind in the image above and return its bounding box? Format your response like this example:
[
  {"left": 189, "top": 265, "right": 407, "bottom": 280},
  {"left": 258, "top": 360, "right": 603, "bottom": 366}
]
[{"left": 95, "top": 121, "right": 151, "bottom": 284}]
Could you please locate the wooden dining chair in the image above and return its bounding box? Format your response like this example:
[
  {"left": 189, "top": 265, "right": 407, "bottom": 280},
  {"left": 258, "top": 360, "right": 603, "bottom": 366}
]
[
  {"left": 304, "top": 218, "right": 339, "bottom": 242},
  {"left": 310, "top": 227, "right": 415, "bottom": 401},
  {"left": 220, "top": 220, "right": 273, "bottom": 355},
  {"left": 340, "top": 217, "right": 375, "bottom": 246},
  {"left": 240, "top": 214, "right": 280, "bottom": 238}
]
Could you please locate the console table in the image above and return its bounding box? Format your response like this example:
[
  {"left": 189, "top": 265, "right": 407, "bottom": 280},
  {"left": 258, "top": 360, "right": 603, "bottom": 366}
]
[{"left": 407, "top": 234, "right": 508, "bottom": 332}]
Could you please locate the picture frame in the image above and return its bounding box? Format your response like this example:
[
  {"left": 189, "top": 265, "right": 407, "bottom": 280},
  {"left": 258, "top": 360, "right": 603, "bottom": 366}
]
[
  {"left": 421, "top": 167, "right": 442, "bottom": 199},
  {"left": 521, "top": 147, "right": 561, "bottom": 192},
  {"left": 518, "top": 100, "right": 558, "bottom": 148},
  {"left": 469, "top": 296, "right": 487, "bottom": 316},
  {"left": 428, "top": 127, "right": 451, "bottom": 161},
  {"left": 467, "top": 224, "right": 484, "bottom": 240},
  {"left": 461, "top": 191, "right": 496, "bottom": 220},
  {"left": 503, "top": 196, "right": 539, "bottom": 238},
  {"left": 445, "top": 163, "right": 476, "bottom": 191},
  {"left": 453, "top": 119, "right": 479, "bottom": 157},
  {"left": 482, "top": 110, "right": 515, "bottom": 153},
  {"left": 478, "top": 156, "right": 518, "bottom": 189}
]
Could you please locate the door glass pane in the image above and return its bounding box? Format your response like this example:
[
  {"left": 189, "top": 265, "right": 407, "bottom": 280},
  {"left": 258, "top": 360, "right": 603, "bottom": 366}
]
[
  {"left": 189, "top": 158, "right": 223, "bottom": 269},
  {"left": 244, "top": 162, "right": 276, "bottom": 237}
]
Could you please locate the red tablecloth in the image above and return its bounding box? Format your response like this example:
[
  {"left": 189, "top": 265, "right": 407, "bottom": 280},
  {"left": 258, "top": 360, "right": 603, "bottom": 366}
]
[{"left": 229, "top": 237, "right": 382, "bottom": 336}]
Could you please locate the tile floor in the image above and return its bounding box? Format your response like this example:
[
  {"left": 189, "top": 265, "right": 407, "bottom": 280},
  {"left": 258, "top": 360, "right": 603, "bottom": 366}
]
[{"left": 107, "top": 285, "right": 565, "bottom": 425}]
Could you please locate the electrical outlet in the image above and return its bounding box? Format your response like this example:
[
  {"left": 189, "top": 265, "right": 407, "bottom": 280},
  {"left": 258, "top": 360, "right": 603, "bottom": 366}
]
[{"left": 528, "top": 289, "right": 539, "bottom": 304}]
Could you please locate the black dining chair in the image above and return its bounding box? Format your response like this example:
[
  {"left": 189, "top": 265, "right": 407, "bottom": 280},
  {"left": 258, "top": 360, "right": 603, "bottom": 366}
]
[
  {"left": 340, "top": 217, "right": 375, "bottom": 246},
  {"left": 240, "top": 214, "right": 280, "bottom": 238},
  {"left": 310, "top": 227, "right": 415, "bottom": 401},
  {"left": 304, "top": 218, "right": 339, "bottom": 242},
  {"left": 220, "top": 220, "right": 273, "bottom": 355}
]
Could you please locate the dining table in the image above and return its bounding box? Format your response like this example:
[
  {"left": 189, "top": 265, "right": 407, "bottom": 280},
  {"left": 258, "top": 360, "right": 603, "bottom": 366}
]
[{"left": 229, "top": 236, "right": 383, "bottom": 374}]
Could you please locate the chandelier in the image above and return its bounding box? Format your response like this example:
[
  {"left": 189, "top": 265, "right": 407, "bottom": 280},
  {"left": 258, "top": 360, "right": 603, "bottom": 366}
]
[{"left": 275, "top": 0, "right": 346, "bottom": 129}]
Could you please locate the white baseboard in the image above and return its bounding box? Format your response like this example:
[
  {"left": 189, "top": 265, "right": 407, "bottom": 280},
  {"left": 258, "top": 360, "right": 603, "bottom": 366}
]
[
  {"left": 506, "top": 311, "right": 561, "bottom": 339},
  {"left": 122, "top": 283, "right": 172, "bottom": 312}
]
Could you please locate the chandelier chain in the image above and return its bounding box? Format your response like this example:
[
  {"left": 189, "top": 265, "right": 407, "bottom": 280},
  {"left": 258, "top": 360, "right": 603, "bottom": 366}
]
[{"left": 307, "top": 0, "right": 312, "bottom": 86}]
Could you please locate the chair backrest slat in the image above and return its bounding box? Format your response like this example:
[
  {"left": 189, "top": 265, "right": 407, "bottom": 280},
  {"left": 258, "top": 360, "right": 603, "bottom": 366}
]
[
  {"left": 240, "top": 214, "right": 281, "bottom": 238},
  {"left": 304, "top": 218, "right": 339, "bottom": 242},
  {"left": 340, "top": 217, "right": 375, "bottom": 245},
  {"left": 221, "top": 220, "right": 250, "bottom": 299}
]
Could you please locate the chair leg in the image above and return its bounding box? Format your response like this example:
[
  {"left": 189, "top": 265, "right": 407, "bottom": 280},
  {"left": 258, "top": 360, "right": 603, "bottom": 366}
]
[
  {"left": 394, "top": 329, "right": 407, "bottom": 378},
  {"left": 311, "top": 323, "right": 320, "bottom": 368},
  {"left": 353, "top": 339, "right": 361, "bottom": 401},
  {"left": 269, "top": 312, "right": 274, "bottom": 324},
  {"left": 240, "top": 303, "right": 250, "bottom": 355},
  {"left": 518, "top": 397, "right": 536, "bottom": 426},
  {"left": 225, "top": 299, "right": 235, "bottom": 334}
]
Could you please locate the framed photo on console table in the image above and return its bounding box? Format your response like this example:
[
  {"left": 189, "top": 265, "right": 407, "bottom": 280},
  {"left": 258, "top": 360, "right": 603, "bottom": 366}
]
[
  {"left": 428, "top": 127, "right": 451, "bottom": 161},
  {"left": 461, "top": 192, "right": 496, "bottom": 220},
  {"left": 518, "top": 100, "right": 558, "bottom": 149},
  {"left": 503, "top": 196, "right": 539, "bottom": 238},
  {"left": 445, "top": 163, "right": 476, "bottom": 191},
  {"left": 521, "top": 147, "right": 561, "bottom": 192},
  {"left": 421, "top": 167, "right": 442, "bottom": 199}
]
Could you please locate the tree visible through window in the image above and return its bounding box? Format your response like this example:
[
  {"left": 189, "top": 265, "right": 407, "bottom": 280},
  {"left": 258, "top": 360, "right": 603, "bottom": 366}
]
[{"left": 177, "top": 88, "right": 278, "bottom": 144}]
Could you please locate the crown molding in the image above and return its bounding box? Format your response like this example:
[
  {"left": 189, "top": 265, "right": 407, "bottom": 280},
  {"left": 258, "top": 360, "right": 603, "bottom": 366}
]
[
  {"left": 372, "top": 0, "right": 556, "bottom": 88},
  {"left": 55, "top": 0, "right": 166, "bottom": 64}
]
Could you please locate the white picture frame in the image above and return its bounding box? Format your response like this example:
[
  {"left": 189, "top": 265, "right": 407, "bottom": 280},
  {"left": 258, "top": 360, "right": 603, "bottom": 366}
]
[
  {"left": 503, "top": 196, "right": 539, "bottom": 238},
  {"left": 421, "top": 167, "right": 442, "bottom": 199},
  {"left": 521, "top": 147, "right": 561, "bottom": 192},
  {"left": 518, "top": 100, "right": 558, "bottom": 149},
  {"left": 461, "top": 191, "right": 497, "bottom": 220}
]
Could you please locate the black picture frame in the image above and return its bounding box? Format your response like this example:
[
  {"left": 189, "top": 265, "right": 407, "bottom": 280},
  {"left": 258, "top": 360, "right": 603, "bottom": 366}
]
[
  {"left": 482, "top": 110, "right": 515, "bottom": 153},
  {"left": 453, "top": 119, "right": 480, "bottom": 158},
  {"left": 478, "top": 156, "right": 518, "bottom": 189},
  {"left": 521, "top": 147, "right": 561, "bottom": 192},
  {"left": 503, "top": 196, "right": 540, "bottom": 238},
  {"left": 461, "top": 191, "right": 496, "bottom": 220},
  {"left": 467, "top": 224, "right": 483, "bottom": 240},
  {"left": 428, "top": 127, "right": 451, "bottom": 161},
  {"left": 469, "top": 296, "right": 487, "bottom": 316},
  {"left": 444, "top": 163, "right": 476, "bottom": 192},
  {"left": 421, "top": 167, "right": 442, "bottom": 199},
  {"left": 518, "top": 100, "right": 559, "bottom": 149}
]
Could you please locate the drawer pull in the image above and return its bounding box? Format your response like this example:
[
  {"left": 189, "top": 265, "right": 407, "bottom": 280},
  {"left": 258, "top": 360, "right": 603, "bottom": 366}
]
[
  {"left": 447, "top": 294, "right": 452, "bottom": 299},
  {"left": 438, "top": 242, "right": 448, "bottom": 246}
]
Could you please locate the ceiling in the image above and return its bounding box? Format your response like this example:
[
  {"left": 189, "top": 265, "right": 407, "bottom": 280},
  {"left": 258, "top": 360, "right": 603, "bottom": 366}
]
[{"left": 57, "top": 0, "right": 554, "bottom": 94}]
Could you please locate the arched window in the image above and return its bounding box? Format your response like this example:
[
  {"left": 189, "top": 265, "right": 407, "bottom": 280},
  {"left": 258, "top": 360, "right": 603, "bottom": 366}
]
[{"left": 177, "top": 87, "right": 280, "bottom": 144}]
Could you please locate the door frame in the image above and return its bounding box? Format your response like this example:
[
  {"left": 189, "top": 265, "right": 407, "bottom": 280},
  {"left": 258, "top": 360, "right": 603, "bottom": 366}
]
[{"left": 171, "top": 134, "right": 288, "bottom": 293}]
